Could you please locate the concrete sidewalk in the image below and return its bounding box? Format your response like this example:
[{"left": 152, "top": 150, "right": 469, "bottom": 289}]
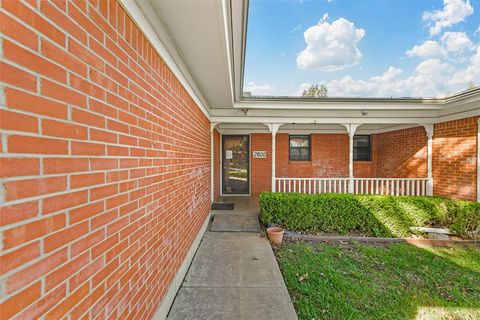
[{"left": 167, "top": 197, "right": 297, "bottom": 320}]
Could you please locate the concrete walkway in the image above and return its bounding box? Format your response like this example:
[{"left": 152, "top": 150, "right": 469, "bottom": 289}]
[{"left": 167, "top": 197, "right": 297, "bottom": 320}]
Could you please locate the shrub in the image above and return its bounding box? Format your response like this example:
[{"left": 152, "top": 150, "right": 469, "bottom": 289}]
[{"left": 259, "top": 192, "right": 480, "bottom": 238}]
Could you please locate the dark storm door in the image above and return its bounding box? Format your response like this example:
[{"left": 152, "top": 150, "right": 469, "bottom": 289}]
[{"left": 222, "top": 135, "right": 249, "bottom": 194}]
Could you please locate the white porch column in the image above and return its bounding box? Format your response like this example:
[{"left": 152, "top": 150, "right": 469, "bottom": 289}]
[
  {"left": 477, "top": 118, "right": 479, "bottom": 202},
  {"left": 422, "top": 124, "right": 434, "bottom": 196},
  {"left": 265, "top": 123, "right": 281, "bottom": 192},
  {"left": 341, "top": 124, "right": 361, "bottom": 193},
  {"left": 210, "top": 122, "right": 218, "bottom": 202}
]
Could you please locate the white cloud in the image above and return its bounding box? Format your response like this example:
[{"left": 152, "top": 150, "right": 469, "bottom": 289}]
[
  {"left": 296, "top": 16, "right": 365, "bottom": 71},
  {"left": 291, "top": 24, "right": 302, "bottom": 33},
  {"left": 370, "top": 66, "right": 403, "bottom": 82},
  {"left": 404, "top": 59, "right": 452, "bottom": 97},
  {"left": 474, "top": 26, "right": 480, "bottom": 36},
  {"left": 327, "top": 66, "right": 406, "bottom": 97},
  {"left": 327, "top": 76, "right": 377, "bottom": 96},
  {"left": 441, "top": 31, "right": 474, "bottom": 52},
  {"left": 297, "top": 41, "right": 479, "bottom": 97},
  {"left": 405, "top": 40, "right": 446, "bottom": 58},
  {"left": 321, "top": 54, "right": 479, "bottom": 98},
  {"left": 449, "top": 46, "right": 480, "bottom": 86},
  {"left": 423, "top": 0, "right": 474, "bottom": 36},
  {"left": 243, "top": 81, "right": 274, "bottom": 96}
]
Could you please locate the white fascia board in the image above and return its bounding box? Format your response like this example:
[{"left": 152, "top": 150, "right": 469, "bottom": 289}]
[
  {"left": 231, "top": 0, "right": 249, "bottom": 102},
  {"left": 436, "top": 109, "right": 480, "bottom": 123},
  {"left": 234, "top": 101, "right": 443, "bottom": 110},
  {"left": 211, "top": 107, "right": 438, "bottom": 119},
  {"left": 211, "top": 116, "right": 435, "bottom": 124},
  {"left": 216, "top": 125, "right": 421, "bottom": 135},
  {"left": 440, "top": 91, "right": 480, "bottom": 112},
  {"left": 220, "top": 0, "right": 235, "bottom": 104},
  {"left": 436, "top": 93, "right": 480, "bottom": 122},
  {"left": 119, "top": 0, "right": 211, "bottom": 120},
  {"left": 235, "top": 88, "right": 480, "bottom": 111}
]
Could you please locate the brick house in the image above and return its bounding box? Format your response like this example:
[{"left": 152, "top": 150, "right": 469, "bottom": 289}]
[{"left": 0, "top": 0, "right": 478, "bottom": 319}]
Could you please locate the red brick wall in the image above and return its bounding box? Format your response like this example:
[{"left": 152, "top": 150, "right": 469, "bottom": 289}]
[
  {"left": 433, "top": 116, "right": 478, "bottom": 201},
  {"left": 249, "top": 124, "right": 479, "bottom": 201},
  {"left": 376, "top": 126, "right": 427, "bottom": 178},
  {"left": 213, "top": 129, "right": 220, "bottom": 200},
  {"left": 276, "top": 133, "right": 349, "bottom": 178},
  {"left": 0, "top": 1, "right": 211, "bottom": 319},
  {"left": 251, "top": 134, "right": 272, "bottom": 195}
]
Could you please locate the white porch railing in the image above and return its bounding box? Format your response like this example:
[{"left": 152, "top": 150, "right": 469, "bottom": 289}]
[
  {"left": 354, "top": 178, "right": 428, "bottom": 196},
  {"left": 275, "top": 177, "right": 428, "bottom": 196},
  {"left": 275, "top": 178, "right": 350, "bottom": 194}
]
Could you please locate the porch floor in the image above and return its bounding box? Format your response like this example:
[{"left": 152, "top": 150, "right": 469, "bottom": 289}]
[{"left": 167, "top": 197, "right": 297, "bottom": 320}]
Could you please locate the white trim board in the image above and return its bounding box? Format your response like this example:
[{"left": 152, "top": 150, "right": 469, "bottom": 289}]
[
  {"left": 216, "top": 124, "right": 422, "bottom": 135},
  {"left": 119, "top": 0, "right": 211, "bottom": 120},
  {"left": 152, "top": 211, "right": 211, "bottom": 320}
]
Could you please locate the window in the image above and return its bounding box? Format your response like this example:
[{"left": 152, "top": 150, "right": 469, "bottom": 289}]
[
  {"left": 289, "top": 135, "right": 311, "bottom": 161},
  {"left": 353, "top": 135, "right": 371, "bottom": 161}
]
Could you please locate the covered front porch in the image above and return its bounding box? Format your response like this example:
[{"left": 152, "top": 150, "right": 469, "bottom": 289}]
[{"left": 212, "top": 122, "right": 434, "bottom": 199}]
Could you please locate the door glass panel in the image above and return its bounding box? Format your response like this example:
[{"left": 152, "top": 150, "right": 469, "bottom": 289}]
[{"left": 222, "top": 136, "right": 249, "bottom": 194}]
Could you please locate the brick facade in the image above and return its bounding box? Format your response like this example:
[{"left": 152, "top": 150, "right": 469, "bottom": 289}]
[
  {"left": 0, "top": 1, "right": 211, "bottom": 319},
  {"left": 251, "top": 133, "right": 272, "bottom": 195},
  {"left": 244, "top": 124, "right": 478, "bottom": 201},
  {"left": 276, "top": 133, "right": 349, "bottom": 178},
  {"left": 433, "top": 116, "right": 479, "bottom": 201},
  {"left": 376, "top": 126, "right": 428, "bottom": 178}
]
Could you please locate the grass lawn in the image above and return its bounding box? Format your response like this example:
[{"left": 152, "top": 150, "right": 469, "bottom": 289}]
[{"left": 276, "top": 242, "right": 480, "bottom": 320}]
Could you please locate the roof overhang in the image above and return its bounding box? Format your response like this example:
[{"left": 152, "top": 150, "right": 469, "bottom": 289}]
[{"left": 121, "top": 0, "right": 479, "bottom": 125}]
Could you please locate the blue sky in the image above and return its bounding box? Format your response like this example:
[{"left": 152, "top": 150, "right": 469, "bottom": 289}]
[{"left": 244, "top": 0, "right": 480, "bottom": 98}]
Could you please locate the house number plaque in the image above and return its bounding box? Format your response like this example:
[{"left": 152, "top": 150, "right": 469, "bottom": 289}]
[{"left": 253, "top": 151, "right": 267, "bottom": 158}]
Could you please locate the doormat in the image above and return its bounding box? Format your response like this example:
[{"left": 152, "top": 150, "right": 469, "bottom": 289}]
[{"left": 211, "top": 203, "right": 234, "bottom": 210}]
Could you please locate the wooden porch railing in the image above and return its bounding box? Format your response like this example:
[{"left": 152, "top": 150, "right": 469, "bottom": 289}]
[{"left": 275, "top": 177, "right": 428, "bottom": 196}]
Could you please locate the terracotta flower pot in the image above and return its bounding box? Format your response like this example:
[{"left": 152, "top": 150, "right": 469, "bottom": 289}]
[{"left": 267, "top": 227, "right": 284, "bottom": 244}]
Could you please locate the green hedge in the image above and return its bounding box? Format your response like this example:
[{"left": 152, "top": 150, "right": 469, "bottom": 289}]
[{"left": 259, "top": 192, "right": 480, "bottom": 238}]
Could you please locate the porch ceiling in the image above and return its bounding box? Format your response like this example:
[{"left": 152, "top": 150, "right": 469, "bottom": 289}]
[{"left": 216, "top": 123, "right": 421, "bottom": 135}]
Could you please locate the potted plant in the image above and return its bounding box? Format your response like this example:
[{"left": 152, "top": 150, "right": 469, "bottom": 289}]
[{"left": 267, "top": 226, "right": 284, "bottom": 244}]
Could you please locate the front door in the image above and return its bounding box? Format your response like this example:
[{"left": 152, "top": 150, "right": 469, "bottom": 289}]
[{"left": 222, "top": 135, "right": 249, "bottom": 194}]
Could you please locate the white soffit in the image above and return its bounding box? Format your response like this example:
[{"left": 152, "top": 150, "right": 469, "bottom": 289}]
[
  {"left": 146, "top": 0, "right": 235, "bottom": 108},
  {"left": 120, "top": 0, "right": 210, "bottom": 118}
]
